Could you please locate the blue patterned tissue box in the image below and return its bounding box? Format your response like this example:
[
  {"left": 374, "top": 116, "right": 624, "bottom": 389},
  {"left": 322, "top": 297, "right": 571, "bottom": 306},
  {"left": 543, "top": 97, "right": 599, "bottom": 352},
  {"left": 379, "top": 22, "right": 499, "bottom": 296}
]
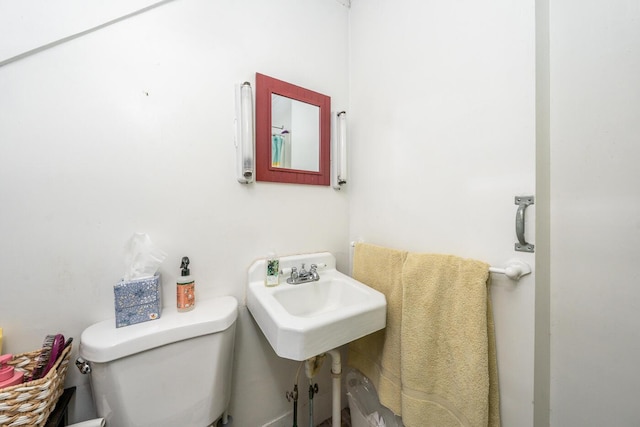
[{"left": 114, "top": 274, "right": 162, "bottom": 328}]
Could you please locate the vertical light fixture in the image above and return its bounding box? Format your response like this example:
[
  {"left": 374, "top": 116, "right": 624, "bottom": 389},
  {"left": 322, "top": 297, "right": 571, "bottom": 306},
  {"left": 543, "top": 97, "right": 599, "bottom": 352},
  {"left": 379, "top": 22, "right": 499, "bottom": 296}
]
[
  {"left": 235, "top": 81, "right": 255, "bottom": 184},
  {"left": 333, "top": 111, "right": 347, "bottom": 189}
]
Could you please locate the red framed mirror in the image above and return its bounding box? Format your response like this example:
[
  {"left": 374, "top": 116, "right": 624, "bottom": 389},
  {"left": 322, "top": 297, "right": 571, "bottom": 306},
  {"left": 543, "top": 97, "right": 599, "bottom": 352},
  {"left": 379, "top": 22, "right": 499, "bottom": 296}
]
[{"left": 255, "top": 73, "right": 330, "bottom": 185}]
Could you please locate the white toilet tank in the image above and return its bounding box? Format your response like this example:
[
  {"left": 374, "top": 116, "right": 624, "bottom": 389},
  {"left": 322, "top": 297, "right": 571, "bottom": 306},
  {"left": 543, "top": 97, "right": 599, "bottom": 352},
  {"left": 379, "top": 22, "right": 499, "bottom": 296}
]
[{"left": 79, "top": 296, "right": 238, "bottom": 427}]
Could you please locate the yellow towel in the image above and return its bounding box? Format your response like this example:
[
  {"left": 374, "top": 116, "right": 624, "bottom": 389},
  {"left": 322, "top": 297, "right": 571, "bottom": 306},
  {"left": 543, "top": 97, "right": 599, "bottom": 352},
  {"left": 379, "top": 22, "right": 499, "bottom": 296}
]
[
  {"left": 401, "top": 253, "right": 500, "bottom": 427},
  {"left": 348, "top": 245, "right": 500, "bottom": 427},
  {"left": 347, "top": 242, "right": 408, "bottom": 415}
]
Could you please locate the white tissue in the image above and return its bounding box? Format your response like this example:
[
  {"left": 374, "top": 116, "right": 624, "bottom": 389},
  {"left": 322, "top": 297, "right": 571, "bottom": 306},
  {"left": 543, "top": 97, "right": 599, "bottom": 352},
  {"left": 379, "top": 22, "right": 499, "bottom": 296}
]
[{"left": 123, "top": 233, "right": 167, "bottom": 281}]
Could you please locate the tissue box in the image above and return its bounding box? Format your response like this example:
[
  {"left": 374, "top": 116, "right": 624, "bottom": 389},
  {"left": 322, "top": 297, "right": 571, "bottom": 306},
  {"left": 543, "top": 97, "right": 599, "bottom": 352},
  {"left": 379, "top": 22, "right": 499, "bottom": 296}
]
[{"left": 114, "top": 274, "right": 162, "bottom": 328}]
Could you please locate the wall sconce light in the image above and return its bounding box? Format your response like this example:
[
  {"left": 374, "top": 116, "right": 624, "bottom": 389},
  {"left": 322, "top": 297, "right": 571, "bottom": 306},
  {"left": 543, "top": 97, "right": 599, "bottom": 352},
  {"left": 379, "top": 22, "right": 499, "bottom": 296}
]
[
  {"left": 235, "top": 81, "right": 255, "bottom": 184},
  {"left": 333, "top": 111, "right": 347, "bottom": 189}
]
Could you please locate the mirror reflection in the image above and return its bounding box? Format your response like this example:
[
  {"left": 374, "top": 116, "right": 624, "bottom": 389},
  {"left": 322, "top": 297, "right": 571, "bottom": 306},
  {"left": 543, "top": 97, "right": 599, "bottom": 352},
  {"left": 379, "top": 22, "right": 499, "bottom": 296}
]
[{"left": 271, "top": 94, "right": 320, "bottom": 172}]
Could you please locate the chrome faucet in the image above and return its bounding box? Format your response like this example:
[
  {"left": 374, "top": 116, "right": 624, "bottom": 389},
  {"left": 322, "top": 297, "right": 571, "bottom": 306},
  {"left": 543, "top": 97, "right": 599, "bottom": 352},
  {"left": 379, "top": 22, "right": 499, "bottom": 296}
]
[{"left": 287, "top": 263, "right": 320, "bottom": 284}]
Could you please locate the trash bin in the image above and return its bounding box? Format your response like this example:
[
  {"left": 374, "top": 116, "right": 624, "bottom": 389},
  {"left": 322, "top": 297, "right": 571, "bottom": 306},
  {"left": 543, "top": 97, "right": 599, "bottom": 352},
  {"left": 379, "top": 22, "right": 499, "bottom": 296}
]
[{"left": 345, "top": 368, "right": 403, "bottom": 427}]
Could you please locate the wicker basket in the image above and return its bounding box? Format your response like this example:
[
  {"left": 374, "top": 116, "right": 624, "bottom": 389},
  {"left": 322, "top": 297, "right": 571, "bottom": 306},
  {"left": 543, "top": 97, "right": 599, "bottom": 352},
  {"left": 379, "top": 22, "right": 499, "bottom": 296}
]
[{"left": 0, "top": 344, "right": 71, "bottom": 427}]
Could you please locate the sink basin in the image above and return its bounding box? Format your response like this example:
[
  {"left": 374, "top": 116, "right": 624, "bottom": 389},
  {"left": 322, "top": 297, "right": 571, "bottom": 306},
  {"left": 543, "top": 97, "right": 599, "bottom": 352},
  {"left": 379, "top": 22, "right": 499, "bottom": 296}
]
[{"left": 246, "top": 252, "right": 387, "bottom": 361}]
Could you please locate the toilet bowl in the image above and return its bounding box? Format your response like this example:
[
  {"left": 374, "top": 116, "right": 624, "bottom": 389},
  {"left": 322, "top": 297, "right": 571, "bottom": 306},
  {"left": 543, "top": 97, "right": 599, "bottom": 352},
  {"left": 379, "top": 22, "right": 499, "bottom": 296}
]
[{"left": 79, "top": 296, "right": 238, "bottom": 427}]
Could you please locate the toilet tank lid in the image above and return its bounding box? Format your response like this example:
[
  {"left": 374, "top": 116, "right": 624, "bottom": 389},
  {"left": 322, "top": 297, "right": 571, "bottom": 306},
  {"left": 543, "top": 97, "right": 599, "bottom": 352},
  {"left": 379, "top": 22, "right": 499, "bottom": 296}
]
[{"left": 79, "top": 296, "right": 238, "bottom": 363}]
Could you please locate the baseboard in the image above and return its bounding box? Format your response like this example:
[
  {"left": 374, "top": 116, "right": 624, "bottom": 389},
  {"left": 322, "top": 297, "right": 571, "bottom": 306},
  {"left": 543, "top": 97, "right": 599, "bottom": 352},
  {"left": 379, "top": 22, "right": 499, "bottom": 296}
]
[{"left": 262, "top": 390, "right": 335, "bottom": 427}]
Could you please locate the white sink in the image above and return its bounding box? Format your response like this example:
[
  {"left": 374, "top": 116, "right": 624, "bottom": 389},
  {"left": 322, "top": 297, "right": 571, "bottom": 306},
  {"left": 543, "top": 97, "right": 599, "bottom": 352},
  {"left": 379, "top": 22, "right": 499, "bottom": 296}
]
[{"left": 246, "top": 252, "right": 387, "bottom": 361}]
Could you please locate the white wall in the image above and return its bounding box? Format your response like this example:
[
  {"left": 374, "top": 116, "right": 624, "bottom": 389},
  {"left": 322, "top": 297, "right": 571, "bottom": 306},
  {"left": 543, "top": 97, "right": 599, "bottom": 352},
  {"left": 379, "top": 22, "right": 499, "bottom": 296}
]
[
  {"left": 348, "top": 0, "right": 537, "bottom": 425},
  {"left": 0, "top": 1, "right": 349, "bottom": 425},
  {"left": 549, "top": 1, "right": 640, "bottom": 425},
  {"left": 0, "top": 0, "right": 161, "bottom": 63}
]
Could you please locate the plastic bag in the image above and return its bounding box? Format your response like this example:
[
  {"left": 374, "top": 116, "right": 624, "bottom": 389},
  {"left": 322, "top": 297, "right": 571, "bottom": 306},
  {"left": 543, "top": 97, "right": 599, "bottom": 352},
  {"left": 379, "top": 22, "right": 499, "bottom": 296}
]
[
  {"left": 122, "top": 233, "right": 167, "bottom": 281},
  {"left": 345, "top": 368, "right": 403, "bottom": 427}
]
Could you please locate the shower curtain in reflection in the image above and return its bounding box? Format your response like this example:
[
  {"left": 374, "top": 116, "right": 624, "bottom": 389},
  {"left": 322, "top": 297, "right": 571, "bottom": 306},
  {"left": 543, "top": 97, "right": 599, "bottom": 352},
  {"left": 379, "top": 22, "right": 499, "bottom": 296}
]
[{"left": 272, "top": 134, "right": 285, "bottom": 167}]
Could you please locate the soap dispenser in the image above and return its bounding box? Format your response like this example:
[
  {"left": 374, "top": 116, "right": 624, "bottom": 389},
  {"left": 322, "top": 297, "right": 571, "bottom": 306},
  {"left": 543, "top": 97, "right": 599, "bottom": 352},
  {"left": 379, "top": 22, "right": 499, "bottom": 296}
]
[
  {"left": 265, "top": 251, "right": 279, "bottom": 287},
  {"left": 177, "top": 256, "right": 195, "bottom": 312},
  {"left": 0, "top": 354, "right": 24, "bottom": 388}
]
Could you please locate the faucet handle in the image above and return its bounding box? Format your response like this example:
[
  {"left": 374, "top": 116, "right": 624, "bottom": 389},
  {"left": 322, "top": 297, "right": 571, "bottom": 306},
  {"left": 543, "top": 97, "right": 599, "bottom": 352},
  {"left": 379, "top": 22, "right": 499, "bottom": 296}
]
[
  {"left": 290, "top": 266, "right": 298, "bottom": 279},
  {"left": 309, "top": 264, "right": 320, "bottom": 281}
]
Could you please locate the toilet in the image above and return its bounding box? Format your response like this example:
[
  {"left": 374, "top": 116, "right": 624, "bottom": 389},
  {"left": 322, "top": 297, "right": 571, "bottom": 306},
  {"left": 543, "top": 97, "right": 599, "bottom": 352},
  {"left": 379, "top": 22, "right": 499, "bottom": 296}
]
[{"left": 79, "top": 296, "right": 238, "bottom": 427}]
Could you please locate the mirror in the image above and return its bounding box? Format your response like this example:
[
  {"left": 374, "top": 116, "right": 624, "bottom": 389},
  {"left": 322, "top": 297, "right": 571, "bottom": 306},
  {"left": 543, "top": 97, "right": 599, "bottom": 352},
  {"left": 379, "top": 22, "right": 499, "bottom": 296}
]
[
  {"left": 271, "top": 94, "right": 320, "bottom": 171},
  {"left": 255, "top": 73, "right": 330, "bottom": 185}
]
